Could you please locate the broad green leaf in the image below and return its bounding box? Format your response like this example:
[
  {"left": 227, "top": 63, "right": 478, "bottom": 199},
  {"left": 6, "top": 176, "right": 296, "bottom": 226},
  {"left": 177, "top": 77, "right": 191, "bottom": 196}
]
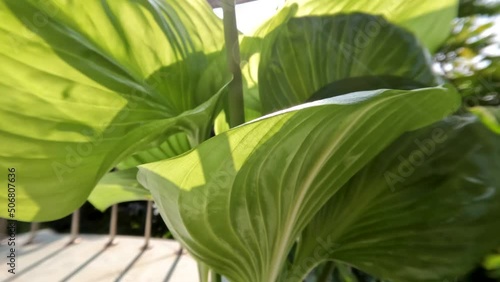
[
  {"left": 240, "top": 0, "right": 458, "bottom": 116},
  {"left": 0, "top": 0, "right": 228, "bottom": 221},
  {"left": 89, "top": 133, "right": 191, "bottom": 211},
  {"left": 242, "top": 0, "right": 458, "bottom": 54},
  {"left": 138, "top": 86, "right": 460, "bottom": 282},
  {"left": 284, "top": 0, "right": 459, "bottom": 53},
  {"left": 288, "top": 116, "right": 500, "bottom": 281},
  {"left": 214, "top": 110, "right": 231, "bottom": 135},
  {"left": 116, "top": 132, "right": 192, "bottom": 170},
  {"left": 240, "top": 5, "right": 298, "bottom": 120},
  {"left": 88, "top": 168, "right": 151, "bottom": 212},
  {"left": 259, "top": 14, "right": 437, "bottom": 113},
  {"left": 306, "top": 76, "right": 428, "bottom": 102}
]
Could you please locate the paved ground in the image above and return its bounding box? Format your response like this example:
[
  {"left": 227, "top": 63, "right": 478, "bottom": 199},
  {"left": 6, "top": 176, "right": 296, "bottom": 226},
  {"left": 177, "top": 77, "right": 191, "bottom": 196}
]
[{"left": 0, "top": 229, "right": 199, "bottom": 282}]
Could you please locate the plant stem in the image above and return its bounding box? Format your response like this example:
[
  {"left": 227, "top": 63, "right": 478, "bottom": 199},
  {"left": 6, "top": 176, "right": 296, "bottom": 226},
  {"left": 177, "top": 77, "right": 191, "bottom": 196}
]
[
  {"left": 221, "top": 0, "right": 245, "bottom": 127},
  {"left": 317, "top": 261, "right": 335, "bottom": 282},
  {"left": 197, "top": 262, "right": 210, "bottom": 282},
  {"left": 211, "top": 271, "right": 222, "bottom": 282}
]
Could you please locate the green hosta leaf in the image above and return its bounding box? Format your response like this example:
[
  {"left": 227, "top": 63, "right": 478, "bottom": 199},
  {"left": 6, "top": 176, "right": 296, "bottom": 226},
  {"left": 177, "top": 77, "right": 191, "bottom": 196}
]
[
  {"left": 240, "top": 0, "right": 458, "bottom": 116},
  {"left": 89, "top": 133, "right": 191, "bottom": 211},
  {"left": 0, "top": 0, "right": 229, "bottom": 221},
  {"left": 88, "top": 168, "right": 151, "bottom": 212},
  {"left": 288, "top": 116, "right": 500, "bottom": 281},
  {"left": 214, "top": 110, "right": 231, "bottom": 135},
  {"left": 284, "top": 0, "right": 458, "bottom": 53},
  {"left": 116, "top": 132, "right": 192, "bottom": 170},
  {"left": 243, "top": 0, "right": 458, "bottom": 54},
  {"left": 306, "top": 75, "right": 428, "bottom": 102},
  {"left": 138, "top": 86, "right": 460, "bottom": 282},
  {"left": 240, "top": 5, "right": 298, "bottom": 120},
  {"left": 259, "top": 14, "right": 437, "bottom": 113}
]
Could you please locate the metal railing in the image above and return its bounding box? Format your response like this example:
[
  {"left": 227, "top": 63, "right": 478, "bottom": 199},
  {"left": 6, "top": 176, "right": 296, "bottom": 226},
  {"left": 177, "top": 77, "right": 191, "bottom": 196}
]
[
  {"left": 1, "top": 201, "right": 190, "bottom": 282},
  {"left": 23, "top": 201, "right": 154, "bottom": 249}
]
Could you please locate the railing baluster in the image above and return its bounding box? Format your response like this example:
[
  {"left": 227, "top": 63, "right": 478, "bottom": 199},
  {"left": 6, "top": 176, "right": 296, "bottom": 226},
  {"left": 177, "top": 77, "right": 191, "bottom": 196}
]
[
  {"left": 106, "top": 204, "right": 118, "bottom": 247},
  {"left": 142, "top": 201, "right": 152, "bottom": 249},
  {"left": 24, "top": 222, "right": 39, "bottom": 245},
  {"left": 68, "top": 209, "right": 80, "bottom": 245}
]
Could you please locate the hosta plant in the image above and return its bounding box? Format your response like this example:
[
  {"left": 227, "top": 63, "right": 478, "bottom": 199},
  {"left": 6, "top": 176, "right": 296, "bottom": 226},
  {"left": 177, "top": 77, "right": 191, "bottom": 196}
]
[{"left": 1, "top": 0, "right": 500, "bottom": 281}]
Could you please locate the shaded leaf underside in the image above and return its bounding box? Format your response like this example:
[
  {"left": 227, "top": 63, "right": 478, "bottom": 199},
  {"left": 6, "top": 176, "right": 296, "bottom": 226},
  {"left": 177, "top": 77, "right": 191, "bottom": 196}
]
[
  {"left": 258, "top": 14, "right": 438, "bottom": 113},
  {"left": 290, "top": 116, "right": 500, "bottom": 282}
]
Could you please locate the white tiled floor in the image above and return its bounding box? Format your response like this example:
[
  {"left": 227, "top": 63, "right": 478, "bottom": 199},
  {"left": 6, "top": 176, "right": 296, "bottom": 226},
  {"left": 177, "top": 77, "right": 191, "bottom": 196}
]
[{"left": 0, "top": 229, "right": 198, "bottom": 282}]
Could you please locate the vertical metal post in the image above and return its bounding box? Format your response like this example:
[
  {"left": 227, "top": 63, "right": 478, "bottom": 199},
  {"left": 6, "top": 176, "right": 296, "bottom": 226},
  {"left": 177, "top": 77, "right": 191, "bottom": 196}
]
[
  {"left": 24, "top": 222, "right": 39, "bottom": 245},
  {"left": 142, "top": 201, "right": 152, "bottom": 249},
  {"left": 68, "top": 209, "right": 80, "bottom": 245},
  {"left": 107, "top": 204, "right": 118, "bottom": 246}
]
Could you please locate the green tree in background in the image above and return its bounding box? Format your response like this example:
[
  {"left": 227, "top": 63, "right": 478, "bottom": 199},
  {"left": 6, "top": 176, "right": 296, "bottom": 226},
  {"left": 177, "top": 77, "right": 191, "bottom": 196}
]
[
  {"left": 437, "top": 0, "right": 500, "bottom": 107},
  {"left": 436, "top": 0, "right": 500, "bottom": 280}
]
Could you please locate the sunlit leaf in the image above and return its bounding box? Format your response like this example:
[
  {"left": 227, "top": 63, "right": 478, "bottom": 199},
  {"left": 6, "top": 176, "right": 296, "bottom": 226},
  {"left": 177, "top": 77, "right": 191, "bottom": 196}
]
[
  {"left": 88, "top": 168, "right": 151, "bottom": 212},
  {"left": 0, "top": 0, "right": 229, "bottom": 221},
  {"left": 283, "top": 0, "right": 459, "bottom": 52},
  {"left": 88, "top": 132, "right": 192, "bottom": 211},
  {"left": 116, "top": 132, "right": 192, "bottom": 170},
  {"left": 138, "top": 86, "right": 459, "bottom": 282}
]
